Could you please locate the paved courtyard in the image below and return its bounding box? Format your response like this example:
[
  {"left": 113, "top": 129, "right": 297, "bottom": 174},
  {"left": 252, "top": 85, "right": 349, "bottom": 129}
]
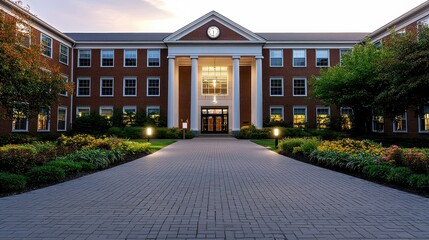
[{"left": 0, "top": 137, "right": 428, "bottom": 240}]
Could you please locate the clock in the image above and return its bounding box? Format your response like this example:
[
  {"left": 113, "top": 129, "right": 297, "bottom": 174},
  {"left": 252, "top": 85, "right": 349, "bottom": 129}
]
[{"left": 207, "top": 26, "right": 220, "bottom": 39}]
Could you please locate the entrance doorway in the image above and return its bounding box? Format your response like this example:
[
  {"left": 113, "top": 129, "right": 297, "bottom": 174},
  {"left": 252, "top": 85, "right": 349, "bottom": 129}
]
[{"left": 201, "top": 107, "right": 228, "bottom": 134}]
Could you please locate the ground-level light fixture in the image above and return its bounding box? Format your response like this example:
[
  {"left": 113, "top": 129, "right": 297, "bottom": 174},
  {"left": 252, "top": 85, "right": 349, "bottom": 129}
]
[
  {"left": 273, "top": 128, "right": 280, "bottom": 148},
  {"left": 146, "top": 127, "right": 153, "bottom": 142}
]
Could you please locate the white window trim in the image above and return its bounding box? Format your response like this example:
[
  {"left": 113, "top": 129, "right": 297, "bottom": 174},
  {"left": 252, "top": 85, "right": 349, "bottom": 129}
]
[
  {"left": 269, "top": 77, "right": 284, "bottom": 97},
  {"left": 316, "top": 106, "right": 330, "bottom": 129},
  {"left": 100, "top": 49, "right": 114, "bottom": 67},
  {"left": 37, "top": 107, "right": 51, "bottom": 132},
  {"left": 76, "top": 77, "right": 91, "bottom": 97},
  {"left": 146, "top": 106, "right": 160, "bottom": 116},
  {"left": 372, "top": 115, "right": 385, "bottom": 133},
  {"left": 57, "top": 107, "right": 67, "bottom": 132},
  {"left": 11, "top": 109, "right": 28, "bottom": 132},
  {"left": 147, "top": 49, "right": 161, "bottom": 67},
  {"left": 124, "top": 49, "right": 137, "bottom": 67},
  {"left": 59, "top": 43, "right": 69, "bottom": 65},
  {"left": 315, "top": 49, "right": 330, "bottom": 67},
  {"left": 123, "top": 77, "right": 137, "bottom": 97},
  {"left": 99, "top": 106, "right": 114, "bottom": 116},
  {"left": 100, "top": 77, "right": 114, "bottom": 97},
  {"left": 123, "top": 106, "right": 137, "bottom": 114},
  {"left": 147, "top": 77, "right": 161, "bottom": 97},
  {"left": 78, "top": 49, "right": 91, "bottom": 67},
  {"left": 393, "top": 112, "right": 408, "bottom": 133},
  {"left": 41, "top": 33, "right": 52, "bottom": 58},
  {"left": 76, "top": 107, "right": 91, "bottom": 118},
  {"left": 269, "top": 49, "right": 283, "bottom": 67},
  {"left": 293, "top": 106, "right": 307, "bottom": 127},
  {"left": 270, "top": 106, "right": 284, "bottom": 121},
  {"left": 292, "top": 49, "right": 307, "bottom": 67},
  {"left": 292, "top": 77, "right": 307, "bottom": 97},
  {"left": 60, "top": 75, "right": 68, "bottom": 97},
  {"left": 339, "top": 49, "right": 349, "bottom": 66}
]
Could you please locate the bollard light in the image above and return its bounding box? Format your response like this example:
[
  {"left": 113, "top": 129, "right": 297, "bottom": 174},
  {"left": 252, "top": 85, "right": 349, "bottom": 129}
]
[
  {"left": 146, "top": 127, "right": 153, "bottom": 142},
  {"left": 273, "top": 128, "right": 280, "bottom": 148}
]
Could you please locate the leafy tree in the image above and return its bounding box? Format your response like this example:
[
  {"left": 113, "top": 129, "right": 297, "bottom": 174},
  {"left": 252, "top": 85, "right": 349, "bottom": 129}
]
[{"left": 0, "top": 10, "right": 71, "bottom": 119}]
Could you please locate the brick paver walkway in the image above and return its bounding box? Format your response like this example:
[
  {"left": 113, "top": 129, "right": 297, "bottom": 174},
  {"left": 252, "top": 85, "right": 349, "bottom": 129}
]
[{"left": 0, "top": 137, "right": 428, "bottom": 239}]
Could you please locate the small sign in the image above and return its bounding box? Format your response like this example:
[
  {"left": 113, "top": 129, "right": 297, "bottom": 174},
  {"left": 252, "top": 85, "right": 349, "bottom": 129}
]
[{"left": 182, "top": 122, "right": 188, "bottom": 129}]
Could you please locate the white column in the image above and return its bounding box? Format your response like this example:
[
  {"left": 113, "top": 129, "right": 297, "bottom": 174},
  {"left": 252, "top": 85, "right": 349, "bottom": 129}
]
[
  {"left": 255, "top": 56, "right": 263, "bottom": 129},
  {"left": 190, "top": 56, "right": 198, "bottom": 132},
  {"left": 167, "top": 56, "right": 175, "bottom": 128},
  {"left": 232, "top": 56, "right": 241, "bottom": 133}
]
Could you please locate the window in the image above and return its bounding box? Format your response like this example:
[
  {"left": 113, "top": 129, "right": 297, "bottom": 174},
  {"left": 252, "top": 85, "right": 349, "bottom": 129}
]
[
  {"left": 316, "top": 107, "right": 330, "bottom": 129},
  {"left": 316, "top": 49, "right": 329, "bottom": 67},
  {"left": 340, "top": 49, "right": 349, "bottom": 66},
  {"left": 124, "top": 49, "right": 137, "bottom": 67},
  {"left": 57, "top": 107, "right": 67, "bottom": 131},
  {"left": 60, "top": 43, "right": 69, "bottom": 65},
  {"left": 202, "top": 66, "right": 228, "bottom": 95},
  {"left": 123, "top": 77, "right": 137, "bottom": 96},
  {"left": 37, "top": 108, "right": 50, "bottom": 132},
  {"left": 418, "top": 16, "right": 429, "bottom": 29},
  {"left": 147, "top": 78, "right": 160, "bottom": 96},
  {"left": 419, "top": 105, "right": 429, "bottom": 133},
  {"left": 270, "top": 49, "right": 283, "bottom": 67},
  {"left": 123, "top": 106, "right": 136, "bottom": 126},
  {"left": 147, "top": 106, "right": 160, "bottom": 119},
  {"left": 270, "top": 107, "right": 283, "bottom": 122},
  {"left": 100, "top": 107, "right": 113, "bottom": 119},
  {"left": 293, "top": 78, "right": 307, "bottom": 96},
  {"left": 77, "top": 78, "right": 90, "bottom": 96},
  {"left": 12, "top": 109, "right": 28, "bottom": 132},
  {"left": 398, "top": 29, "right": 406, "bottom": 36},
  {"left": 100, "top": 78, "right": 114, "bottom": 97},
  {"left": 393, "top": 112, "right": 407, "bottom": 132},
  {"left": 375, "top": 41, "right": 382, "bottom": 49},
  {"left": 16, "top": 22, "right": 30, "bottom": 47},
  {"left": 270, "top": 78, "right": 283, "bottom": 96},
  {"left": 76, "top": 107, "right": 90, "bottom": 118},
  {"left": 147, "top": 49, "right": 160, "bottom": 67},
  {"left": 78, "top": 50, "right": 91, "bottom": 67},
  {"left": 41, "top": 33, "right": 52, "bottom": 58},
  {"left": 293, "top": 49, "right": 306, "bottom": 67},
  {"left": 340, "top": 107, "right": 353, "bottom": 130},
  {"left": 372, "top": 115, "right": 384, "bottom": 132},
  {"left": 60, "top": 76, "right": 68, "bottom": 96},
  {"left": 293, "top": 107, "right": 307, "bottom": 128},
  {"left": 101, "top": 50, "right": 114, "bottom": 67}
]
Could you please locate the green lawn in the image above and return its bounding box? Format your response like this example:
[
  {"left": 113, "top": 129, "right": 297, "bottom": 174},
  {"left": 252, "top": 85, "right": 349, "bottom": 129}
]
[
  {"left": 251, "top": 139, "right": 277, "bottom": 151},
  {"left": 133, "top": 139, "right": 176, "bottom": 153}
]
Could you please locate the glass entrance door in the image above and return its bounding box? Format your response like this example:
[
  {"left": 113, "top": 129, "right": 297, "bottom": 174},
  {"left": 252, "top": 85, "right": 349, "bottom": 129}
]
[{"left": 201, "top": 107, "right": 228, "bottom": 134}]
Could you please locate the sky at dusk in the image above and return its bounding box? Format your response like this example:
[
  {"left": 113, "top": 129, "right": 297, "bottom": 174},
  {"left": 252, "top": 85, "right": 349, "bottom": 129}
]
[{"left": 16, "top": 0, "right": 429, "bottom": 33}]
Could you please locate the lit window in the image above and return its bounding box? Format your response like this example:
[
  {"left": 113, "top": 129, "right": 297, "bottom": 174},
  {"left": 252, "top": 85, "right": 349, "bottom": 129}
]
[
  {"left": 372, "top": 115, "right": 384, "bottom": 132},
  {"left": 270, "top": 107, "right": 283, "bottom": 122},
  {"left": 101, "top": 50, "right": 114, "bottom": 67},
  {"left": 77, "top": 78, "right": 90, "bottom": 96},
  {"left": 147, "top": 78, "right": 160, "bottom": 96},
  {"left": 12, "top": 109, "right": 28, "bottom": 132},
  {"left": 100, "top": 107, "right": 113, "bottom": 119},
  {"left": 60, "top": 43, "right": 69, "bottom": 65},
  {"left": 393, "top": 112, "right": 407, "bottom": 132},
  {"left": 293, "top": 78, "right": 307, "bottom": 96},
  {"left": 57, "top": 107, "right": 67, "bottom": 131},
  {"left": 147, "top": 106, "right": 160, "bottom": 119},
  {"left": 270, "top": 49, "right": 283, "bottom": 67},
  {"left": 316, "top": 49, "right": 329, "bottom": 67},
  {"left": 340, "top": 107, "right": 353, "bottom": 130},
  {"left": 147, "top": 49, "right": 160, "bottom": 67},
  {"left": 76, "top": 107, "right": 90, "bottom": 118},
  {"left": 41, "top": 33, "right": 52, "bottom": 58},
  {"left": 37, "top": 108, "right": 50, "bottom": 131},
  {"left": 316, "top": 107, "right": 330, "bottom": 129},
  {"left": 100, "top": 78, "right": 114, "bottom": 97},
  {"left": 293, "top": 107, "right": 307, "bottom": 128},
  {"left": 202, "top": 66, "right": 228, "bottom": 95},
  {"left": 270, "top": 78, "right": 283, "bottom": 96},
  {"left": 123, "top": 78, "right": 137, "bottom": 96},
  {"left": 419, "top": 105, "right": 429, "bottom": 133},
  {"left": 124, "top": 49, "right": 137, "bottom": 67},
  {"left": 293, "top": 49, "right": 306, "bottom": 67},
  {"left": 78, "top": 50, "right": 91, "bottom": 67},
  {"left": 123, "top": 106, "right": 136, "bottom": 126}
]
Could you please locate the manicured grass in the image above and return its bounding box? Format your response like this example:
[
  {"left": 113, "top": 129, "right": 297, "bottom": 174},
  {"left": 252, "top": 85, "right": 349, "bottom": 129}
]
[
  {"left": 251, "top": 139, "right": 277, "bottom": 151},
  {"left": 133, "top": 139, "right": 176, "bottom": 153}
]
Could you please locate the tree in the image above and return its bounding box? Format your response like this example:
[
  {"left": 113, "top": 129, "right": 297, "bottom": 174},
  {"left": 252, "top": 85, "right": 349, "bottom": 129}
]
[
  {"left": 0, "top": 9, "right": 71, "bottom": 119},
  {"left": 312, "top": 40, "right": 382, "bottom": 134}
]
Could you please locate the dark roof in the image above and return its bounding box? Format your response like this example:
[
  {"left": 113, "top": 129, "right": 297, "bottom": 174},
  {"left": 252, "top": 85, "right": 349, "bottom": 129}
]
[
  {"left": 65, "top": 33, "right": 170, "bottom": 42},
  {"left": 256, "top": 32, "right": 369, "bottom": 41}
]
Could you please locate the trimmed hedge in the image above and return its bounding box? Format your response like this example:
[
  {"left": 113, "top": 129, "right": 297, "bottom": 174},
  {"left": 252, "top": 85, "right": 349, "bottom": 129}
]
[
  {"left": 26, "top": 166, "right": 66, "bottom": 184},
  {"left": 0, "top": 172, "right": 27, "bottom": 192},
  {"left": 47, "top": 160, "right": 83, "bottom": 175}
]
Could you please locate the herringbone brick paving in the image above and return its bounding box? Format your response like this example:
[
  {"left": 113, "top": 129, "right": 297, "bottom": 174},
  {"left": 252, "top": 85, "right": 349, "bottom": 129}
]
[{"left": 0, "top": 137, "right": 428, "bottom": 239}]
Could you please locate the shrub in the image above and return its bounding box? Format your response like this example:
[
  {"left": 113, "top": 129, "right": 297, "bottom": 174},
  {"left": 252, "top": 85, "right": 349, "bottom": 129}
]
[
  {"left": 381, "top": 145, "right": 405, "bottom": 166},
  {"left": 58, "top": 134, "right": 96, "bottom": 150},
  {"left": 386, "top": 167, "right": 412, "bottom": 185},
  {"left": 0, "top": 134, "right": 35, "bottom": 146},
  {"left": 0, "top": 172, "right": 26, "bottom": 192},
  {"left": 282, "top": 128, "right": 312, "bottom": 138},
  {"left": 79, "top": 162, "right": 97, "bottom": 171},
  {"left": 156, "top": 127, "right": 179, "bottom": 139},
  {"left": 403, "top": 148, "right": 429, "bottom": 174},
  {"left": 363, "top": 164, "right": 392, "bottom": 180},
  {"left": 0, "top": 144, "right": 38, "bottom": 173},
  {"left": 122, "top": 126, "right": 144, "bottom": 139},
  {"left": 27, "top": 166, "right": 66, "bottom": 184},
  {"left": 408, "top": 174, "right": 429, "bottom": 189},
  {"left": 301, "top": 138, "right": 320, "bottom": 156},
  {"left": 317, "top": 138, "right": 382, "bottom": 156},
  {"left": 278, "top": 138, "right": 305, "bottom": 153},
  {"left": 61, "top": 149, "right": 123, "bottom": 169},
  {"left": 108, "top": 127, "right": 123, "bottom": 137},
  {"left": 72, "top": 112, "right": 110, "bottom": 135},
  {"left": 236, "top": 125, "right": 270, "bottom": 139},
  {"left": 47, "top": 160, "right": 83, "bottom": 175},
  {"left": 120, "top": 141, "right": 150, "bottom": 155}
]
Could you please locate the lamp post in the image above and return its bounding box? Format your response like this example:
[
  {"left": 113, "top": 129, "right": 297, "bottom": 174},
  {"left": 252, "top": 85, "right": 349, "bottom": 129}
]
[
  {"left": 146, "top": 127, "right": 153, "bottom": 142},
  {"left": 273, "top": 128, "right": 279, "bottom": 148}
]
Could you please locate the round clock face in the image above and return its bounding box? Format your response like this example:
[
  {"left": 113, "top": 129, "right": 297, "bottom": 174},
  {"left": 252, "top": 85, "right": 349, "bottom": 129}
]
[{"left": 207, "top": 26, "right": 220, "bottom": 39}]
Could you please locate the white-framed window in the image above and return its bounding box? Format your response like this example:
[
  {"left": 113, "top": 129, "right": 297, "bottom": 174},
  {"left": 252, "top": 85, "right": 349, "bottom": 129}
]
[
  {"left": 419, "top": 104, "right": 429, "bottom": 133},
  {"left": 76, "top": 107, "right": 90, "bottom": 118},
  {"left": 41, "top": 33, "right": 52, "bottom": 58},
  {"left": 59, "top": 43, "right": 69, "bottom": 65},
  {"left": 77, "top": 78, "right": 91, "bottom": 97},
  {"left": 393, "top": 112, "right": 408, "bottom": 133},
  {"left": 372, "top": 115, "right": 384, "bottom": 133},
  {"left": 270, "top": 106, "right": 284, "bottom": 122},
  {"left": 270, "top": 49, "right": 283, "bottom": 67},
  {"left": 12, "top": 109, "right": 28, "bottom": 132},
  {"left": 124, "top": 49, "right": 137, "bottom": 67},
  {"left": 202, "top": 66, "right": 228, "bottom": 95},
  {"left": 375, "top": 41, "right": 382, "bottom": 49},
  {"left": 340, "top": 49, "right": 349, "bottom": 66},
  {"left": 16, "top": 22, "right": 31, "bottom": 47},
  {"left": 57, "top": 107, "right": 67, "bottom": 131},
  {"left": 316, "top": 49, "right": 329, "bottom": 67},
  {"left": 293, "top": 106, "right": 307, "bottom": 128},
  {"left": 293, "top": 49, "right": 306, "bottom": 67},
  {"left": 100, "top": 106, "right": 114, "bottom": 119},
  {"left": 123, "top": 77, "right": 137, "bottom": 96},
  {"left": 37, "top": 108, "right": 50, "bottom": 132},
  {"left": 147, "top": 106, "right": 160, "bottom": 119},
  {"left": 147, "top": 77, "right": 160, "bottom": 96},
  {"left": 418, "top": 15, "right": 429, "bottom": 29},
  {"left": 293, "top": 78, "right": 307, "bottom": 96},
  {"left": 60, "top": 75, "right": 68, "bottom": 96},
  {"left": 147, "top": 49, "right": 160, "bottom": 67},
  {"left": 398, "top": 29, "right": 406, "bottom": 36},
  {"left": 316, "top": 107, "right": 330, "bottom": 129},
  {"left": 78, "top": 49, "right": 91, "bottom": 67},
  {"left": 101, "top": 49, "right": 114, "bottom": 67},
  {"left": 100, "top": 78, "right": 114, "bottom": 97},
  {"left": 270, "top": 77, "right": 283, "bottom": 96},
  {"left": 340, "top": 107, "right": 353, "bottom": 130},
  {"left": 123, "top": 106, "right": 137, "bottom": 126}
]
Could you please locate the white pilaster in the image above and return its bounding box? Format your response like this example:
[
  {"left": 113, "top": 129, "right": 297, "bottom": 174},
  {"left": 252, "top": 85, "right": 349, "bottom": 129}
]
[
  {"left": 232, "top": 56, "right": 241, "bottom": 133},
  {"left": 190, "top": 56, "right": 199, "bottom": 132},
  {"left": 167, "top": 56, "right": 175, "bottom": 128},
  {"left": 255, "top": 56, "right": 263, "bottom": 129}
]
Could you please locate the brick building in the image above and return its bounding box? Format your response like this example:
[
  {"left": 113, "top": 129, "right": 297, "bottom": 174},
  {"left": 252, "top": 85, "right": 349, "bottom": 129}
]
[{"left": 1, "top": 0, "right": 429, "bottom": 137}]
